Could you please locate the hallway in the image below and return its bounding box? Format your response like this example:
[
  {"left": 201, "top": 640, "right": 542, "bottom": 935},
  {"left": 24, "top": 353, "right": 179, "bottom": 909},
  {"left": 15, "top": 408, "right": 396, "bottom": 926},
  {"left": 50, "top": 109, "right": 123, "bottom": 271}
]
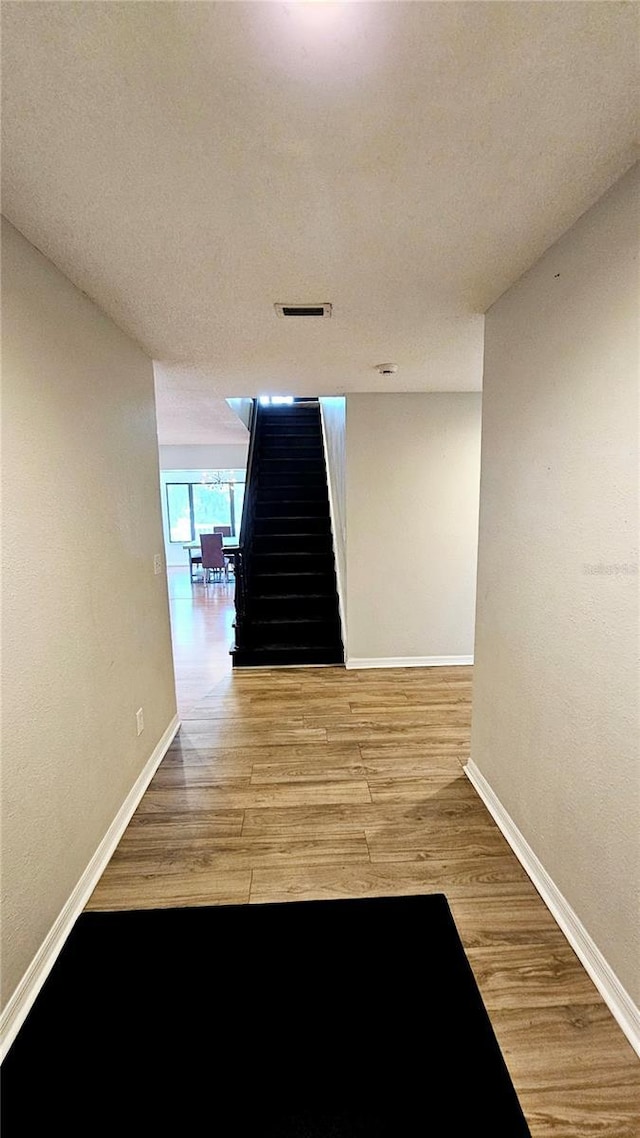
[
  {"left": 167, "top": 566, "right": 236, "bottom": 716},
  {"left": 83, "top": 567, "right": 640, "bottom": 1134}
]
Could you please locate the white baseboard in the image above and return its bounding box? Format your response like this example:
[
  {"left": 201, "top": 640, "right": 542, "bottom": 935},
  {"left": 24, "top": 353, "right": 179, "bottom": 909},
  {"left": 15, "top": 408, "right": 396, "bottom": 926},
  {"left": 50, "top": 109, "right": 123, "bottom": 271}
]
[
  {"left": 346, "top": 655, "right": 474, "bottom": 670},
  {"left": 464, "top": 758, "right": 640, "bottom": 1058},
  {"left": 0, "top": 712, "right": 181, "bottom": 1063}
]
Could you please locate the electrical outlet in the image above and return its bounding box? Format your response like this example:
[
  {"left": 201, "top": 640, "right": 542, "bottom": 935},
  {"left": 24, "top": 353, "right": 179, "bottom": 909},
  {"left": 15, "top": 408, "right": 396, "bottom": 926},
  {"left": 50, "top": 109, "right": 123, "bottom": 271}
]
[
  {"left": 154, "top": 554, "right": 162, "bottom": 575},
  {"left": 136, "top": 707, "right": 144, "bottom": 736}
]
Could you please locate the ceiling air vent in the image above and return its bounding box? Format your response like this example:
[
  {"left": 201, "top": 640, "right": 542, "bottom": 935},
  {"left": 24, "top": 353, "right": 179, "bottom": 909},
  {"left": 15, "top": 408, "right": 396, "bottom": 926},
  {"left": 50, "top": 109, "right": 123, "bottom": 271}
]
[{"left": 275, "top": 303, "right": 332, "bottom": 318}]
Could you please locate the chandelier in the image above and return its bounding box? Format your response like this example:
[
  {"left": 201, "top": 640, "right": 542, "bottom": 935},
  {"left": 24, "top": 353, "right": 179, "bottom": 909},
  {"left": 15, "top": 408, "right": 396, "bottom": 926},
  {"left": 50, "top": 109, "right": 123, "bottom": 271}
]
[{"left": 200, "top": 469, "right": 237, "bottom": 489}]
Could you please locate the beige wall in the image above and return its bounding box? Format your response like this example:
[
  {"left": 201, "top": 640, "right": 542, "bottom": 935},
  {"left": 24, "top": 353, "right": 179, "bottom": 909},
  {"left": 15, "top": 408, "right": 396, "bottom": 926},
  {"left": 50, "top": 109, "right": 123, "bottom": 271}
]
[
  {"left": 345, "top": 393, "right": 481, "bottom": 664},
  {"left": 320, "top": 398, "right": 347, "bottom": 638},
  {"left": 470, "top": 164, "right": 640, "bottom": 1004},
  {"left": 158, "top": 443, "right": 248, "bottom": 471},
  {"left": 226, "top": 398, "right": 254, "bottom": 432},
  {"left": 1, "top": 220, "right": 177, "bottom": 1011}
]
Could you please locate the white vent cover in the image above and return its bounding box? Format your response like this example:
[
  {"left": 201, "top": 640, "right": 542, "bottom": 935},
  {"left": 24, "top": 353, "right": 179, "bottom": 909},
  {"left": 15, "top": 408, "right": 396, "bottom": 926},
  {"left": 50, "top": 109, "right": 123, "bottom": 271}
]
[{"left": 275, "top": 303, "right": 332, "bottom": 318}]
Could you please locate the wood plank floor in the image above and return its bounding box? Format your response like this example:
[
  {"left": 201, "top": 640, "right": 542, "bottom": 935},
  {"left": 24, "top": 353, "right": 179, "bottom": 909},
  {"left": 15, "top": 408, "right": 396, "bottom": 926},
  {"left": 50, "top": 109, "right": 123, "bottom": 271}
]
[{"left": 86, "top": 568, "right": 640, "bottom": 1136}]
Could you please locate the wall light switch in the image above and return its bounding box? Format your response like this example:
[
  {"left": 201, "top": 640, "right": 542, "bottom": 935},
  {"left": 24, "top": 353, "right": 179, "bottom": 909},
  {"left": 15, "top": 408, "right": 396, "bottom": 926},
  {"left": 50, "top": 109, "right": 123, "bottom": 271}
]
[
  {"left": 154, "top": 554, "right": 162, "bottom": 575},
  {"left": 136, "top": 708, "right": 144, "bottom": 736}
]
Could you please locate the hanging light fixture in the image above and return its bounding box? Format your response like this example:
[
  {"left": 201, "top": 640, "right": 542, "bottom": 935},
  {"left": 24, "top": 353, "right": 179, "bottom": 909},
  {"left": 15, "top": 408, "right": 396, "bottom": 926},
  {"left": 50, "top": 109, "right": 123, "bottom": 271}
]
[{"left": 200, "top": 469, "right": 236, "bottom": 489}]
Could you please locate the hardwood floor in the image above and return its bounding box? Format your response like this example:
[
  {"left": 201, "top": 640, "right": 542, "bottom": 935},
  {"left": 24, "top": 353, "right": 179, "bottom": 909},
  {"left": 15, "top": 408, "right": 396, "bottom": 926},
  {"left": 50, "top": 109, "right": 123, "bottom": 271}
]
[{"left": 86, "top": 567, "right": 640, "bottom": 1136}]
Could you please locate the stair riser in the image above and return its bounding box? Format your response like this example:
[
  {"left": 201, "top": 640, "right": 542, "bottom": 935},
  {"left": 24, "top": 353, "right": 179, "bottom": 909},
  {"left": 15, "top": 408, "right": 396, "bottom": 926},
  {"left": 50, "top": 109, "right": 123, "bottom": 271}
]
[
  {"left": 259, "top": 432, "right": 318, "bottom": 441},
  {"left": 243, "top": 621, "right": 342, "bottom": 648},
  {"left": 259, "top": 446, "right": 323, "bottom": 461},
  {"left": 251, "top": 573, "right": 332, "bottom": 595},
  {"left": 260, "top": 417, "right": 320, "bottom": 430},
  {"left": 260, "top": 424, "right": 321, "bottom": 435},
  {"left": 258, "top": 464, "right": 325, "bottom": 477},
  {"left": 248, "top": 597, "right": 339, "bottom": 620},
  {"left": 254, "top": 517, "right": 330, "bottom": 535},
  {"left": 252, "top": 553, "right": 335, "bottom": 574},
  {"left": 256, "top": 508, "right": 329, "bottom": 523},
  {"left": 260, "top": 428, "right": 321, "bottom": 439},
  {"left": 260, "top": 407, "right": 319, "bottom": 417},
  {"left": 253, "top": 535, "right": 332, "bottom": 554},
  {"left": 257, "top": 476, "right": 328, "bottom": 492},
  {"left": 259, "top": 460, "right": 325, "bottom": 476},
  {"left": 232, "top": 647, "right": 342, "bottom": 668},
  {"left": 257, "top": 486, "right": 327, "bottom": 502}
]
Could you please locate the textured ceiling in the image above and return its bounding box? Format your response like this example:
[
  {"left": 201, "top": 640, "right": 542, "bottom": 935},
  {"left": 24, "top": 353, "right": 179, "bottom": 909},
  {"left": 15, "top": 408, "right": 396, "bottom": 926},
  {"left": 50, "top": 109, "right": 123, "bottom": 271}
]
[
  {"left": 153, "top": 372, "right": 250, "bottom": 447},
  {"left": 2, "top": 1, "right": 638, "bottom": 444}
]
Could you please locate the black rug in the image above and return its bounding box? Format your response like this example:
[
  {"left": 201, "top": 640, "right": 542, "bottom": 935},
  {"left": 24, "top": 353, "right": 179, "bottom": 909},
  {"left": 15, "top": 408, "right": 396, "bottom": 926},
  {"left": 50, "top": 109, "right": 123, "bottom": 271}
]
[{"left": 1, "top": 893, "right": 531, "bottom": 1135}]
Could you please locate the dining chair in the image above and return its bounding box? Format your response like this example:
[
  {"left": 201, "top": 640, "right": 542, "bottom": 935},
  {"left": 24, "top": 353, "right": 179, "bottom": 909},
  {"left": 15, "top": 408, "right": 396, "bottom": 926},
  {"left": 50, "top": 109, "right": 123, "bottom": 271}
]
[
  {"left": 213, "top": 525, "right": 234, "bottom": 574},
  {"left": 200, "top": 532, "right": 228, "bottom": 583}
]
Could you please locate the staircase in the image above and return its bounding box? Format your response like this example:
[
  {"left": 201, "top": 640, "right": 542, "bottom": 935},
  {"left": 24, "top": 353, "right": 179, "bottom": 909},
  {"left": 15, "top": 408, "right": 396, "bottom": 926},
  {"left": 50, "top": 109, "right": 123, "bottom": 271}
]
[{"left": 231, "top": 400, "right": 344, "bottom": 668}]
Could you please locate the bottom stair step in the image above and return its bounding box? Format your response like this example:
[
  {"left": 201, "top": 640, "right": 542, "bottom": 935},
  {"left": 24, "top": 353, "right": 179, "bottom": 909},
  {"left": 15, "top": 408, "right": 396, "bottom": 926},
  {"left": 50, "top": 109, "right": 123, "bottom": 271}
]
[
  {"left": 246, "top": 618, "right": 341, "bottom": 646},
  {"left": 231, "top": 643, "right": 344, "bottom": 667}
]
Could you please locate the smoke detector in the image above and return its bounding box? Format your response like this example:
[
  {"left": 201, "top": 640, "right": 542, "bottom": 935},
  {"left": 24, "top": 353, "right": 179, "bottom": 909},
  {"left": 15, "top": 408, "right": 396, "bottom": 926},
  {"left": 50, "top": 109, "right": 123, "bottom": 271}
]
[{"left": 376, "top": 363, "right": 398, "bottom": 376}]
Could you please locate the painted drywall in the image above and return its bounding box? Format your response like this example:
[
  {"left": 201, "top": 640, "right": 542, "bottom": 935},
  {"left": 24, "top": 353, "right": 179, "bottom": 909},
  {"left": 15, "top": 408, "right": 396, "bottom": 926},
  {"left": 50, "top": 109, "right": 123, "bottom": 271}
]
[
  {"left": 1, "top": 219, "right": 177, "bottom": 1011},
  {"left": 345, "top": 393, "right": 481, "bottom": 663},
  {"left": 470, "top": 164, "right": 640, "bottom": 1006},
  {"left": 158, "top": 443, "right": 248, "bottom": 471},
  {"left": 226, "top": 398, "right": 254, "bottom": 431},
  {"left": 320, "top": 398, "right": 347, "bottom": 637}
]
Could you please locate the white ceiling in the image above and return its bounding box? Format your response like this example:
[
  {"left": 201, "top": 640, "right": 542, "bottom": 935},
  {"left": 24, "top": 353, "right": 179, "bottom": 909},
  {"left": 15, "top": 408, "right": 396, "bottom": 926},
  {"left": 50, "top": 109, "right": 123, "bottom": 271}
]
[
  {"left": 154, "top": 377, "right": 250, "bottom": 447},
  {"left": 2, "top": 2, "right": 638, "bottom": 444}
]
